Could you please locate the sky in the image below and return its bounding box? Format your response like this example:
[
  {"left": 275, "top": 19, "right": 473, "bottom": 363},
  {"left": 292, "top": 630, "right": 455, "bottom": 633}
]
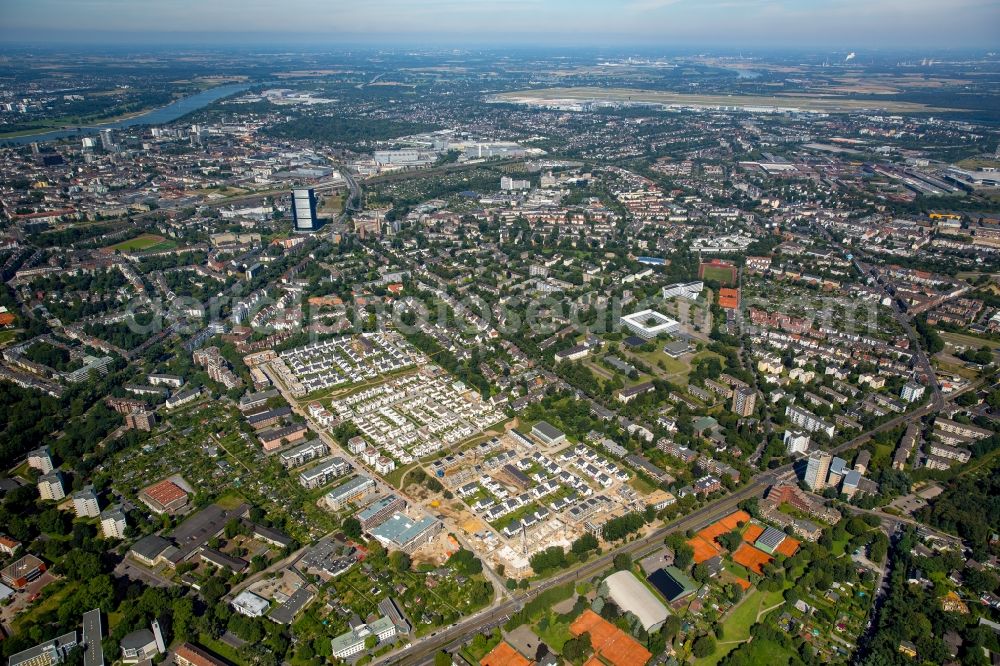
[{"left": 2, "top": 0, "right": 998, "bottom": 49}]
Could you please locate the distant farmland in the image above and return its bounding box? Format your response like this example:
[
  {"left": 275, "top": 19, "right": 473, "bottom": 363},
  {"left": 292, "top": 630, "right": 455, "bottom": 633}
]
[{"left": 493, "top": 87, "right": 959, "bottom": 114}]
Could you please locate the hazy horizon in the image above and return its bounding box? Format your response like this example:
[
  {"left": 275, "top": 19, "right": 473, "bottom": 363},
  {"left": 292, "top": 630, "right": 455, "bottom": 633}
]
[{"left": 2, "top": 0, "right": 999, "bottom": 50}]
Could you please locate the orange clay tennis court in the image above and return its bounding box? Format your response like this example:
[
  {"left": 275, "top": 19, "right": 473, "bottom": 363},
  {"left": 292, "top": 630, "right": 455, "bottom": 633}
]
[
  {"left": 732, "top": 542, "right": 774, "bottom": 575},
  {"left": 571, "top": 610, "right": 652, "bottom": 666},
  {"left": 688, "top": 535, "right": 722, "bottom": 564},
  {"left": 734, "top": 576, "right": 752, "bottom": 591},
  {"left": 688, "top": 510, "right": 751, "bottom": 563},
  {"left": 775, "top": 535, "right": 801, "bottom": 557},
  {"left": 697, "top": 510, "right": 751, "bottom": 542},
  {"left": 479, "top": 641, "right": 532, "bottom": 666},
  {"left": 742, "top": 523, "right": 765, "bottom": 543}
]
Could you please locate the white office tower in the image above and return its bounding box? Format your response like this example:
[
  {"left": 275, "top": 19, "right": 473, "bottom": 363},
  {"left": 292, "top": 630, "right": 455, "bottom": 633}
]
[{"left": 292, "top": 188, "right": 319, "bottom": 232}]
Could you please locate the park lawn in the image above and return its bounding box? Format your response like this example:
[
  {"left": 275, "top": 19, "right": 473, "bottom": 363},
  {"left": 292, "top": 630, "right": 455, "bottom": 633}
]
[
  {"left": 535, "top": 612, "right": 574, "bottom": 651},
  {"left": 629, "top": 474, "right": 658, "bottom": 494},
  {"left": 385, "top": 463, "right": 417, "bottom": 489},
  {"left": 738, "top": 638, "right": 797, "bottom": 664},
  {"left": 215, "top": 492, "right": 248, "bottom": 510},
  {"left": 831, "top": 534, "right": 851, "bottom": 557},
  {"left": 625, "top": 346, "right": 710, "bottom": 383},
  {"left": 198, "top": 633, "right": 247, "bottom": 666},
  {"left": 0, "top": 329, "right": 19, "bottom": 346},
  {"left": 870, "top": 443, "right": 894, "bottom": 471},
  {"left": 106, "top": 233, "right": 175, "bottom": 252}
]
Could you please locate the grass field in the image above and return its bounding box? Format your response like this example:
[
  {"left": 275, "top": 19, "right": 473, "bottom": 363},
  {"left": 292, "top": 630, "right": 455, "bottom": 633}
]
[
  {"left": 495, "top": 87, "right": 960, "bottom": 114},
  {"left": 941, "top": 330, "right": 1000, "bottom": 351},
  {"left": 105, "top": 233, "right": 177, "bottom": 252},
  {"left": 934, "top": 357, "right": 980, "bottom": 380},
  {"left": 700, "top": 265, "right": 736, "bottom": 286},
  {"left": 0, "top": 329, "right": 19, "bottom": 347},
  {"left": 215, "top": 492, "right": 248, "bottom": 509},
  {"left": 629, "top": 474, "right": 658, "bottom": 494}
]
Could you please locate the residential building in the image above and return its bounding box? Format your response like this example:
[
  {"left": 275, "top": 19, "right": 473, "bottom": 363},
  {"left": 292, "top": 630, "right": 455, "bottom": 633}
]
[
  {"left": 616, "top": 381, "right": 656, "bottom": 404},
  {"left": 100, "top": 507, "right": 127, "bottom": 540},
  {"left": 324, "top": 476, "right": 376, "bottom": 510},
  {"left": 786, "top": 404, "right": 835, "bottom": 438},
  {"left": 299, "top": 457, "right": 351, "bottom": 489},
  {"left": 731, "top": 386, "right": 756, "bottom": 417},
  {"left": 165, "top": 388, "right": 200, "bottom": 409},
  {"left": 124, "top": 410, "right": 156, "bottom": 432},
  {"left": 784, "top": 429, "right": 810, "bottom": 455},
  {"left": 8, "top": 632, "right": 78, "bottom": 666},
  {"left": 27, "top": 446, "right": 54, "bottom": 474},
  {"left": 278, "top": 439, "right": 329, "bottom": 468},
  {"left": 239, "top": 389, "right": 280, "bottom": 412},
  {"left": 901, "top": 381, "right": 925, "bottom": 403},
  {"left": 358, "top": 496, "right": 407, "bottom": 530},
  {"left": 72, "top": 486, "right": 100, "bottom": 518},
  {"left": 804, "top": 452, "right": 832, "bottom": 491},
  {"left": 147, "top": 373, "right": 184, "bottom": 388},
  {"left": 928, "top": 442, "right": 971, "bottom": 464},
  {"left": 37, "top": 472, "right": 65, "bottom": 501}
]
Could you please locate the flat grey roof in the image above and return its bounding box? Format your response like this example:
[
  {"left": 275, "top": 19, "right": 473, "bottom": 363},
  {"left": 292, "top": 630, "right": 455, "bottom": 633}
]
[
  {"left": 82, "top": 609, "right": 104, "bottom": 666},
  {"left": 531, "top": 420, "right": 564, "bottom": 441},
  {"left": 268, "top": 585, "right": 314, "bottom": 625},
  {"left": 9, "top": 632, "right": 78, "bottom": 666}
]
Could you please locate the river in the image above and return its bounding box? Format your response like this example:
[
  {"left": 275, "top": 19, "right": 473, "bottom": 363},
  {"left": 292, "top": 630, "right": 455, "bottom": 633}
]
[{"left": 1, "top": 83, "right": 252, "bottom": 146}]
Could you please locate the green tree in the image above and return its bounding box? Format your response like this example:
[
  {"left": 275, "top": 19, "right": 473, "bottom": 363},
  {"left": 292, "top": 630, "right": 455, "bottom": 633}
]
[
  {"left": 342, "top": 517, "right": 362, "bottom": 539},
  {"left": 692, "top": 634, "right": 716, "bottom": 658}
]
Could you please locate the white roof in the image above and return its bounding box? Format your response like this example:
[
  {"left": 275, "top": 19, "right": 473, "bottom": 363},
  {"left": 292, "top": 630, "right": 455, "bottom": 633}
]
[
  {"left": 232, "top": 590, "right": 269, "bottom": 614},
  {"left": 604, "top": 570, "right": 669, "bottom": 630}
]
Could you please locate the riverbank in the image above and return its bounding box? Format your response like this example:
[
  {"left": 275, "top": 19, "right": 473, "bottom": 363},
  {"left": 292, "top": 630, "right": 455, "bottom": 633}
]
[{"left": 0, "top": 82, "right": 252, "bottom": 146}]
